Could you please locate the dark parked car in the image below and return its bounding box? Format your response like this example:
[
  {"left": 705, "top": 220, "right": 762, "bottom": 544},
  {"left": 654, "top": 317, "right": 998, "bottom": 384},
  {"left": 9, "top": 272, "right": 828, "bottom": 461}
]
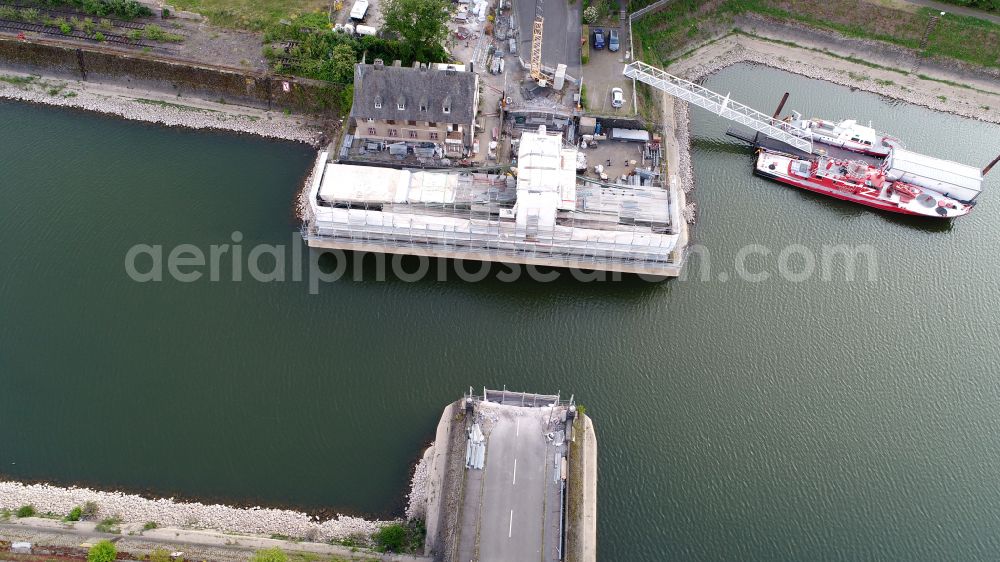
[
  {"left": 608, "top": 29, "right": 620, "bottom": 52},
  {"left": 592, "top": 28, "right": 605, "bottom": 50}
]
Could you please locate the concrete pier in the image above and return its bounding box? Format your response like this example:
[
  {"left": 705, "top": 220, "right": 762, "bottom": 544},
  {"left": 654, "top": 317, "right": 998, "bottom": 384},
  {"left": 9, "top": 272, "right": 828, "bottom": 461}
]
[{"left": 421, "top": 390, "right": 597, "bottom": 561}]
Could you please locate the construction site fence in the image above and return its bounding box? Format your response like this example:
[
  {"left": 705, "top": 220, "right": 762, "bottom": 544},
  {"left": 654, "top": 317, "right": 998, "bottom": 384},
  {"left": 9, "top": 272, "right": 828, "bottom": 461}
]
[{"left": 466, "top": 388, "right": 568, "bottom": 407}]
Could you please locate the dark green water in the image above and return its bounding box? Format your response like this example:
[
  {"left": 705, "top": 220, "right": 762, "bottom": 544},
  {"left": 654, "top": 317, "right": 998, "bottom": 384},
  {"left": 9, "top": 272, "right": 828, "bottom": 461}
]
[{"left": 2, "top": 64, "right": 1000, "bottom": 560}]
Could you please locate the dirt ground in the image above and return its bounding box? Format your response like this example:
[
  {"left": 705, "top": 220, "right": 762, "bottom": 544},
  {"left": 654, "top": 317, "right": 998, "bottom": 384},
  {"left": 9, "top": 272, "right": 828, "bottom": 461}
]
[
  {"left": 332, "top": 0, "right": 383, "bottom": 28},
  {"left": 168, "top": 18, "right": 266, "bottom": 69},
  {"left": 578, "top": 140, "right": 650, "bottom": 184}
]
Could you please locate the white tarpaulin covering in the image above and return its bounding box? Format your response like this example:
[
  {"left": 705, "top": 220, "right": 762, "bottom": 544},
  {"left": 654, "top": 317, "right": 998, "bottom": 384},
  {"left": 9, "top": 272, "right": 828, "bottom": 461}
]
[
  {"left": 886, "top": 148, "right": 983, "bottom": 202},
  {"left": 516, "top": 128, "right": 577, "bottom": 211},
  {"left": 319, "top": 164, "right": 460, "bottom": 205},
  {"left": 407, "top": 171, "right": 458, "bottom": 204},
  {"left": 319, "top": 164, "right": 409, "bottom": 203}
]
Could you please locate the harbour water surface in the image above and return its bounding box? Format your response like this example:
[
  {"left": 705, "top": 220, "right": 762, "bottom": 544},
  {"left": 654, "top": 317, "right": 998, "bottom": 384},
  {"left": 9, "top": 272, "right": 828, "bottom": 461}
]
[{"left": 2, "top": 64, "right": 1000, "bottom": 560}]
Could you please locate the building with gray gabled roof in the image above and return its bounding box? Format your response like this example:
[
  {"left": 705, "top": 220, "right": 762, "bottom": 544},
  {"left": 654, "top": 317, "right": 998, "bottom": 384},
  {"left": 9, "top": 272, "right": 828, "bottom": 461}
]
[{"left": 349, "top": 59, "right": 480, "bottom": 156}]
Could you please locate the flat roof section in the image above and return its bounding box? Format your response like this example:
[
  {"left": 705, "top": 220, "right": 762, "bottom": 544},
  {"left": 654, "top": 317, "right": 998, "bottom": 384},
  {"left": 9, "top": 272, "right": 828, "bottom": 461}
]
[
  {"left": 318, "top": 164, "right": 409, "bottom": 204},
  {"left": 319, "top": 165, "right": 466, "bottom": 205},
  {"left": 517, "top": 128, "right": 577, "bottom": 211}
]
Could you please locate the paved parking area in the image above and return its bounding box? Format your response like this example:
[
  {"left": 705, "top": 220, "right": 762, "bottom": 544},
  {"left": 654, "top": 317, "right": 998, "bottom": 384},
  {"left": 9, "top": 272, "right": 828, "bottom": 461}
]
[{"left": 581, "top": 23, "right": 635, "bottom": 116}]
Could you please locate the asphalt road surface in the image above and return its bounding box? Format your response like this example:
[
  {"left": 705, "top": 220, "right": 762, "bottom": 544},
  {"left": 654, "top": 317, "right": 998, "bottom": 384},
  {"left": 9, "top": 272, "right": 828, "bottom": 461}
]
[
  {"left": 515, "top": 0, "right": 582, "bottom": 78},
  {"left": 477, "top": 405, "right": 564, "bottom": 561}
]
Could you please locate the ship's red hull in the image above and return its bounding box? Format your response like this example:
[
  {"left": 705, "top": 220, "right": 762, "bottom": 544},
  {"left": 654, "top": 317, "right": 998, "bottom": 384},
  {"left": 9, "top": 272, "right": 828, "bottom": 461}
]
[
  {"left": 754, "top": 168, "right": 928, "bottom": 216},
  {"left": 753, "top": 149, "right": 972, "bottom": 218}
]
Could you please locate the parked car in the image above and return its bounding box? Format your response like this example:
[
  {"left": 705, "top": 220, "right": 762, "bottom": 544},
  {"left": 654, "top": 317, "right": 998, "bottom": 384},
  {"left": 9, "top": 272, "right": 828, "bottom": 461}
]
[
  {"left": 608, "top": 29, "right": 620, "bottom": 52},
  {"left": 611, "top": 87, "right": 624, "bottom": 108},
  {"left": 592, "top": 28, "right": 605, "bottom": 50}
]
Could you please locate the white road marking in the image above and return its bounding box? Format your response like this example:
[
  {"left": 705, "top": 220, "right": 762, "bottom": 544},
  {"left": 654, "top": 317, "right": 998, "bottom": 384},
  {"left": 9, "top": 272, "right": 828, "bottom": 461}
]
[
  {"left": 516, "top": 418, "right": 520, "bottom": 436},
  {"left": 508, "top": 509, "right": 514, "bottom": 538},
  {"left": 513, "top": 458, "right": 517, "bottom": 486}
]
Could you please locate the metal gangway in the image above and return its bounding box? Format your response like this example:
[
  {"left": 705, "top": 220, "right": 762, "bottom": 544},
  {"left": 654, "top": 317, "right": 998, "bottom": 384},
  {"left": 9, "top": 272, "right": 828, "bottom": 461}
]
[{"left": 623, "top": 60, "right": 813, "bottom": 153}]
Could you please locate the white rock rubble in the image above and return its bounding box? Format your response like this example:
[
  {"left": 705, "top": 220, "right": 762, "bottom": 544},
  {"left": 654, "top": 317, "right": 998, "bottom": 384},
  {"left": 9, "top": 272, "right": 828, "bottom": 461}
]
[
  {"left": 0, "top": 77, "right": 324, "bottom": 145},
  {"left": 0, "top": 481, "right": 393, "bottom": 542},
  {"left": 405, "top": 446, "right": 431, "bottom": 520}
]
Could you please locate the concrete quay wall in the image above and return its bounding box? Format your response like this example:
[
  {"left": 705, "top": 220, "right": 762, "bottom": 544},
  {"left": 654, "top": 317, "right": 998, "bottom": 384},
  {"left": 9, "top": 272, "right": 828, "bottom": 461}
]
[{"left": 0, "top": 35, "right": 344, "bottom": 113}]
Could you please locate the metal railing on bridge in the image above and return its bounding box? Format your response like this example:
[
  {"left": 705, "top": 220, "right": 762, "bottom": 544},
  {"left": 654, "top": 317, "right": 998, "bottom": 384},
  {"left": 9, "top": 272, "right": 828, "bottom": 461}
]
[{"left": 623, "top": 60, "right": 813, "bottom": 153}]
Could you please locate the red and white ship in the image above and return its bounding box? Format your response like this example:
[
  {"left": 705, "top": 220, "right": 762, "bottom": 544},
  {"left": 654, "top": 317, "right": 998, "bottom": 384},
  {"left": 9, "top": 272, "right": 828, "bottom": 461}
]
[
  {"left": 754, "top": 148, "right": 973, "bottom": 218},
  {"left": 786, "top": 112, "right": 901, "bottom": 157}
]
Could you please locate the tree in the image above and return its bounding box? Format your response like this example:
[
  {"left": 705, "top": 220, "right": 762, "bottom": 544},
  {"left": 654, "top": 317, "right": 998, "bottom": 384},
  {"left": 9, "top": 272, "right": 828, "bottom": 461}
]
[
  {"left": 372, "top": 523, "right": 407, "bottom": 552},
  {"left": 87, "top": 540, "right": 116, "bottom": 562},
  {"left": 381, "top": 0, "right": 449, "bottom": 62},
  {"left": 329, "top": 43, "right": 358, "bottom": 85}
]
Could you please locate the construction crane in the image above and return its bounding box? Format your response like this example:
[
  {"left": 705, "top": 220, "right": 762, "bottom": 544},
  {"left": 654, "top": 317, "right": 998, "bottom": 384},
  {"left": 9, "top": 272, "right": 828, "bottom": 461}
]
[
  {"left": 530, "top": 0, "right": 547, "bottom": 84},
  {"left": 623, "top": 60, "right": 813, "bottom": 153}
]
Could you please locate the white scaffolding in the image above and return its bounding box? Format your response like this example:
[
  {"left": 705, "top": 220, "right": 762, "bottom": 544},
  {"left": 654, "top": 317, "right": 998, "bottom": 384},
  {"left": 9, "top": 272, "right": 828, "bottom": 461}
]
[{"left": 304, "top": 143, "right": 684, "bottom": 272}]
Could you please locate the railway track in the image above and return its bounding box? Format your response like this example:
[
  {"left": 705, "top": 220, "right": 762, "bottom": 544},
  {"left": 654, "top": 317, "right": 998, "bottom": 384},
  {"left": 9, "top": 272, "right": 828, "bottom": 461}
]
[
  {"left": 1, "top": 2, "right": 147, "bottom": 29},
  {"left": 0, "top": 18, "right": 146, "bottom": 47}
]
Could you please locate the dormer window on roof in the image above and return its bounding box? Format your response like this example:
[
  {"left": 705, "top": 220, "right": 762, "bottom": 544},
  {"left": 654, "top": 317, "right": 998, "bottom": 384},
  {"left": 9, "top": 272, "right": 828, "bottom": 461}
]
[
  {"left": 397, "top": 95, "right": 405, "bottom": 111},
  {"left": 420, "top": 97, "right": 428, "bottom": 112},
  {"left": 442, "top": 96, "right": 451, "bottom": 114},
  {"left": 374, "top": 95, "right": 382, "bottom": 109}
]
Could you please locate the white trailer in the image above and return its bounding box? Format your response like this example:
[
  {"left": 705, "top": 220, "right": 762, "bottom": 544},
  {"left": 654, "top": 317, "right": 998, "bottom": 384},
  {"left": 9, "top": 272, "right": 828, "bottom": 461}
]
[
  {"left": 350, "top": 0, "right": 369, "bottom": 21},
  {"left": 611, "top": 128, "right": 650, "bottom": 142}
]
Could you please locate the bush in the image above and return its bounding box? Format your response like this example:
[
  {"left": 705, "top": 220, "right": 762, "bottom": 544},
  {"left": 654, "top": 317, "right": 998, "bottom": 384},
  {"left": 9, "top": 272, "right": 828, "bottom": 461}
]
[
  {"left": 161, "top": 7, "right": 170, "bottom": 18},
  {"left": 250, "top": 548, "right": 286, "bottom": 562},
  {"left": 581, "top": 54, "right": 589, "bottom": 64},
  {"left": 16, "top": 505, "right": 36, "bottom": 518},
  {"left": 87, "top": 540, "right": 116, "bottom": 562},
  {"left": 143, "top": 521, "right": 158, "bottom": 530},
  {"left": 148, "top": 548, "right": 170, "bottom": 562},
  {"left": 94, "top": 31, "right": 105, "bottom": 41},
  {"left": 583, "top": 5, "right": 599, "bottom": 24},
  {"left": 143, "top": 24, "right": 165, "bottom": 40},
  {"left": 78, "top": 0, "right": 153, "bottom": 20},
  {"left": 81, "top": 501, "right": 99, "bottom": 519},
  {"left": 67, "top": 506, "right": 83, "bottom": 521},
  {"left": 372, "top": 523, "right": 406, "bottom": 552}
]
